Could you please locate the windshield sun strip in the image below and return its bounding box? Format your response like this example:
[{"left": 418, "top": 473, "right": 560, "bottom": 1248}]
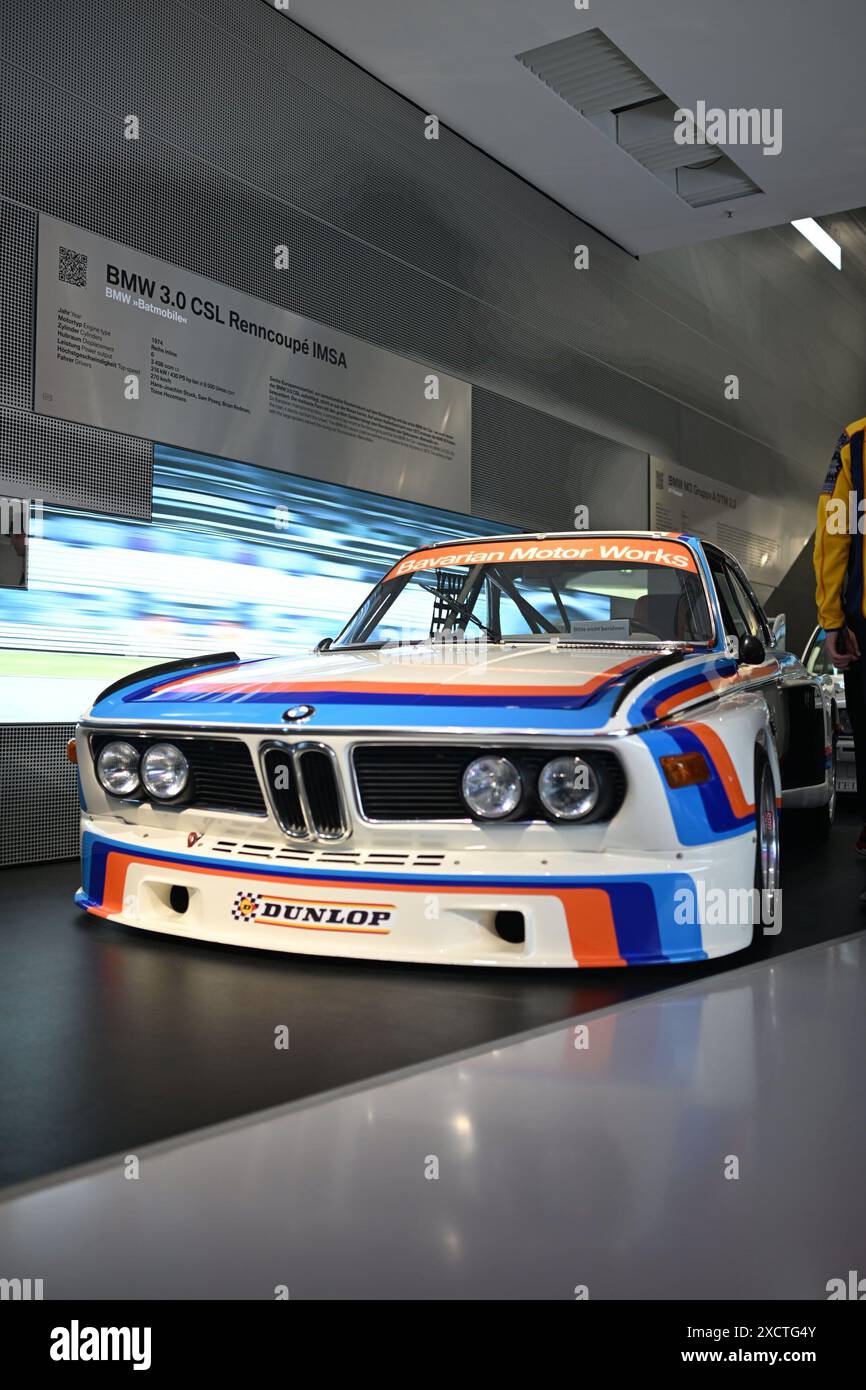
[{"left": 334, "top": 550, "right": 716, "bottom": 650}]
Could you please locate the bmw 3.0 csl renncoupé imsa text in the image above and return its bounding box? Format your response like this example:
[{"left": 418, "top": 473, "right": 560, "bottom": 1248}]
[{"left": 75, "top": 531, "right": 836, "bottom": 967}]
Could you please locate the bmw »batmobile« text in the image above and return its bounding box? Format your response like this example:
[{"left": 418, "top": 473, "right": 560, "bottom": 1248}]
[{"left": 104, "top": 265, "right": 348, "bottom": 365}]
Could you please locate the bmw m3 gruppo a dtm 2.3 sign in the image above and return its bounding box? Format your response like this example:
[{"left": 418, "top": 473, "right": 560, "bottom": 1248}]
[{"left": 73, "top": 531, "right": 836, "bottom": 968}]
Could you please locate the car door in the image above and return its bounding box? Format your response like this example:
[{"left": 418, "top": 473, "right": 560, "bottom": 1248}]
[
  {"left": 704, "top": 546, "right": 788, "bottom": 747},
  {"left": 720, "top": 553, "right": 789, "bottom": 757}
]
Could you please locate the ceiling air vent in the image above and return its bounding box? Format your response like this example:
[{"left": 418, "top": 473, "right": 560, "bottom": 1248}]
[
  {"left": 516, "top": 28, "right": 762, "bottom": 209},
  {"left": 516, "top": 27, "right": 661, "bottom": 116},
  {"left": 675, "top": 156, "right": 760, "bottom": 208}
]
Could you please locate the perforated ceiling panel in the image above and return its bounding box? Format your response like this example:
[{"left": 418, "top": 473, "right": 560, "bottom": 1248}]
[
  {"left": 0, "top": 194, "right": 153, "bottom": 518},
  {"left": 0, "top": 724, "right": 78, "bottom": 866},
  {"left": 0, "top": 0, "right": 849, "bottom": 869},
  {"left": 0, "top": 403, "right": 152, "bottom": 517},
  {"left": 0, "top": 0, "right": 827, "bottom": 513},
  {"left": 0, "top": 200, "right": 35, "bottom": 412},
  {"left": 472, "top": 388, "right": 646, "bottom": 532}
]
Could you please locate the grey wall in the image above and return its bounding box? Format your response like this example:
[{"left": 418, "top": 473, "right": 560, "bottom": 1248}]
[{"left": 2, "top": 0, "right": 866, "bottom": 629}]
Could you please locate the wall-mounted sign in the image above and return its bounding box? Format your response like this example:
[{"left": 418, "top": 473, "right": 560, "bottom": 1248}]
[
  {"left": 35, "top": 217, "right": 471, "bottom": 510},
  {"left": 649, "top": 458, "right": 809, "bottom": 601}
]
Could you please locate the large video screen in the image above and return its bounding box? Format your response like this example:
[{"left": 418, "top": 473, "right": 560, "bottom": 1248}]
[{"left": 0, "top": 446, "right": 512, "bottom": 722}]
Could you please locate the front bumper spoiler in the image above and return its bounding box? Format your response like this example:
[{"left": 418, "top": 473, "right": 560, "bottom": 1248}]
[{"left": 76, "top": 822, "right": 757, "bottom": 969}]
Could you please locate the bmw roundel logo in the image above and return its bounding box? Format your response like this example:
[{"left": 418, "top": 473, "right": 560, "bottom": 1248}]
[{"left": 283, "top": 703, "right": 315, "bottom": 722}]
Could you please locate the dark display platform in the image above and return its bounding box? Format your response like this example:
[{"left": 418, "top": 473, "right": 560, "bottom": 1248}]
[{"left": 1, "top": 808, "right": 862, "bottom": 1191}]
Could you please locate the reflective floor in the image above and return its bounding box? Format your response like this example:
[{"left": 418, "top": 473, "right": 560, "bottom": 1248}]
[
  {"left": 2, "top": 807, "right": 862, "bottom": 1190},
  {"left": 1, "top": 929, "right": 863, "bottom": 1299}
]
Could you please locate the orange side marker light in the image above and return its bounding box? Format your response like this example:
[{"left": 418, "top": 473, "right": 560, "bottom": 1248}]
[
  {"left": 660, "top": 750, "right": 710, "bottom": 788},
  {"left": 67, "top": 738, "right": 78, "bottom": 764}
]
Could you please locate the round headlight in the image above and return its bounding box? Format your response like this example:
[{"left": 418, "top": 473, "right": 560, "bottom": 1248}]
[
  {"left": 538, "top": 755, "right": 599, "bottom": 820},
  {"left": 96, "top": 740, "right": 141, "bottom": 797},
  {"left": 461, "top": 755, "right": 522, "bottom": 819},
  {"left": 140, "top": 743, "right": 190, "bottom": 800}
]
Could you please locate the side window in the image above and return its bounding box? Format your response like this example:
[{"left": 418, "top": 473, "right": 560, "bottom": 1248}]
[
  {"left": 708, "top": 555, "right": 748, "bottom": 641},
  {"left": 727, "top": 567, "right": 770, "bottom": 644},
  {"left": 726, "top": 569, "right": 761, "bottom": 639}
]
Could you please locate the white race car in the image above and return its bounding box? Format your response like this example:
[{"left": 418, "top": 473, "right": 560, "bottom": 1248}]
[
  {"left": 74, "top": 531, "right": 835, "bottom": 967},
  {"left": 803, "top": 625, "right": 856, "bottom": 794}
]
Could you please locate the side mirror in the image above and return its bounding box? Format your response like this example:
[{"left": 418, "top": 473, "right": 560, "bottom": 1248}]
[
  {"left": 315, "top": 637, "right": 333, "bottom": 652},
  {"left": 739, "top": 633, "right": 766, "bottom": 666},
  {"left": 768, "top": 613, "right": 786, "bottom": 650}
]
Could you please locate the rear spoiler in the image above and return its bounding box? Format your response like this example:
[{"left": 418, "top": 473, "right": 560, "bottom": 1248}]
[{"left": 93, "top": 651, "right": 241, "bottom": 705}]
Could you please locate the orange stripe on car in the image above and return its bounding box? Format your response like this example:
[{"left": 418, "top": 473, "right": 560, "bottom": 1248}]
[
  {"left": 152, "top": 655, "right": 651, "bottom": 699},
  {"left": 94, "top": 849, "right": 627, "bottom": 964},
  {"left": 654, "top": 676, "right": 717, "bottom": 717},
  {"left": 678, "top": 722, "right": 755, "bottom": 819},
  {"left": 654, "top": 659, "right": 780, "bottom": 719},
  {"left": 738, "top": 662, "right": 779, "bottom": 684},
  {"left": 558, "top": 888, "right": 625, "bottom": 967}
]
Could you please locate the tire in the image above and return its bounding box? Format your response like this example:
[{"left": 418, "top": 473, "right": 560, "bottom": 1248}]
[{"left": 753, "top": 747, "right": 780, "bottom": 932}]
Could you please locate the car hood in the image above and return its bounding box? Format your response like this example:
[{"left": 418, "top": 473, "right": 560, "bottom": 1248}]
[{"left": 86, "top": 642, "right": 736, "bottom": 734}]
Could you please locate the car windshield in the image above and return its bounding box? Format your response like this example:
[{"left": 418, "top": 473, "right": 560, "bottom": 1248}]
[{"left": 334, "top": 536, "right": 713, "bottom": 648}]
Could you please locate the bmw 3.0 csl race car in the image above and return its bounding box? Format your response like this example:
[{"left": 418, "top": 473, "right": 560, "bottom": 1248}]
[{"left": 74, "top": 531, "right": 836, "bottom": 967}]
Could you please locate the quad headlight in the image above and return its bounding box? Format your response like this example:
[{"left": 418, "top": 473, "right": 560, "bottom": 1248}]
[
  {"left": 96, "top": 740, "right": 141, "bottom": 797},
  {"left": 461, "top": 755, "right": 522, "bottom": 819},
  {"left": 538, "top": 755, "right": 599, "bottom": 820},
  {"left": 140, "top": 743, "right": 190, "bottom": 800}
]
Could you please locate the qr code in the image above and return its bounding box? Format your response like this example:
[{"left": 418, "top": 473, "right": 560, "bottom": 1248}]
[{"left": 58, "top": 246, "right": 87, "bottom": 287}]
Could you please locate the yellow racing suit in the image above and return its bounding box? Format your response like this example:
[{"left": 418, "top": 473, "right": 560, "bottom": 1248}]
[{"left": 814, "top": 416, "right": 866, "bottom": 631}]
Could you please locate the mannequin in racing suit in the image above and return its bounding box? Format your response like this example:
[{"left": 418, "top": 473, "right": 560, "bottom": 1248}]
[{"left": 814, "top": 416, "right": 866, "bottom": 851}]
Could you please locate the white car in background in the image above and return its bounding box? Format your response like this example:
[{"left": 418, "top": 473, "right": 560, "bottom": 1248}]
[{"left": 803, "top": 627, "right": 856, "bottom": 794}]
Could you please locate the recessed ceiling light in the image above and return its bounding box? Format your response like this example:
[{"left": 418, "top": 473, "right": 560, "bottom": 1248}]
[{"left": 791, "top": 218, "right": 842, "bottom": 269}]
